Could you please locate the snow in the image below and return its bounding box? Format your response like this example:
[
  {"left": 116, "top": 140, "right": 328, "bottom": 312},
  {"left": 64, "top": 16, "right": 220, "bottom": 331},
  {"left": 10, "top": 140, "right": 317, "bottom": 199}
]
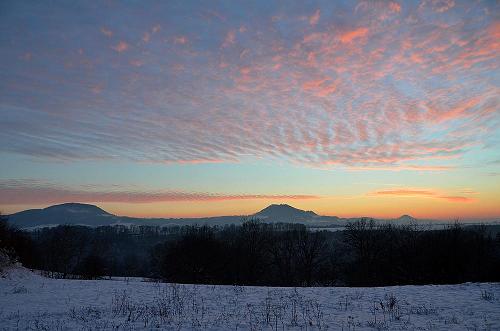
[{"left": 1, "top": 267, "right": 499, "bottom": 330}]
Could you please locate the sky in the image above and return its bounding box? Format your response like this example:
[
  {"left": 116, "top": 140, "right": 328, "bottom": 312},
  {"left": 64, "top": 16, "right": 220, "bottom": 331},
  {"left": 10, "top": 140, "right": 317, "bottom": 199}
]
[{"left": 0, "top": 0, "right": 499, "bottom": 220}]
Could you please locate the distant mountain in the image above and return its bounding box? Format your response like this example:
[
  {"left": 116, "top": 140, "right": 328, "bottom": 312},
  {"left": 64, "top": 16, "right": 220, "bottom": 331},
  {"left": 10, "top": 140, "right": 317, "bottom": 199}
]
[
  {"left": 7, "top": 202, "right": 485, "bottom": 230},
  {"left": 6, "top": 202, "right": 339, "bottom": 229},
  {"left": 394, "top": 214, "right": 418, "bottom": 223},
  {"left": 7, "top": 203, "right": 121, "bottom": 228},
  {"left": 253, "top": 204, "right": 318, "bottom": 222}
]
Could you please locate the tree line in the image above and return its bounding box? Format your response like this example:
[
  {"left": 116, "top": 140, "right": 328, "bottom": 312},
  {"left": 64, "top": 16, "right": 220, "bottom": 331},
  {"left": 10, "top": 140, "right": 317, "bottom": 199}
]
[{"left": 1, "top": 215, "right": 500, "bottom": 286}]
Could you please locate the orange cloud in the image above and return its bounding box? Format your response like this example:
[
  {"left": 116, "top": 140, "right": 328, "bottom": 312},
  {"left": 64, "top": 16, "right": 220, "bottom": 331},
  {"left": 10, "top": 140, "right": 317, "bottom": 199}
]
[
  {"left": 373, "top": 189, "right": 436, "bottom": 197},
  {"left": 389, "top": 2, "right": 401, "bottom": 13},
  {"left": 339, "top": 27, "right": 368, "bottom": 43},
  {"left": 370, "top": 188, "right": 475, "bottom": 203},
  {"left": 440, "top": 196, "right": 474, "bottom": 202}
]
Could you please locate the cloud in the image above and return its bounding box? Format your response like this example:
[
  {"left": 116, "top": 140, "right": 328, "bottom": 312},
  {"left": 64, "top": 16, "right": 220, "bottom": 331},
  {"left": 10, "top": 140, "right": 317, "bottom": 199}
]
[
  {"left": 372, "top": 189, "right": 436, "bottom": 197},
  {"left": 100, "top": 27, "right": 113, "bottom": 37},
  {"left": 440, "top": 196, "right": 473, "bottom": 202},
  {"left": 302, "top": 78, "right": 338, "bottom": 96},
  {"left": 338, "top": 27, "right": 368, "bottom": 43},
  {"left": 173, "top": 36, "right": 188, "bottom": 44},
  {"left": 111, "top": 41, "right": 129, "bottom": 52},
  {"left": 222, "top": 30, "right": 236, "bottom": 47},
  {"left": 420, "top": 0, "right": 455, "bottom": 13},
  {"left": 130, "top": 59, "right": 144, "bottom": 67},
  {"left": 0, "top": 180, "right": 320, "bottom": 205},
  {"left": 1, "top": 0, "right": 498, "bottom": 173},
  {"left": 152, "top": 25, "right": 161, "bottom": 33},
  {"left": 370, "top": 188, "right": 475, "bottom": 202},
  {"left": 389, "top": 2, "right": 401, "bottom": 13},
  {"left": 309, "top": 10, "right": 320, "bottom": 26},
  {"left": 346, "top": 165, "right": 453, "bottom": 172}
]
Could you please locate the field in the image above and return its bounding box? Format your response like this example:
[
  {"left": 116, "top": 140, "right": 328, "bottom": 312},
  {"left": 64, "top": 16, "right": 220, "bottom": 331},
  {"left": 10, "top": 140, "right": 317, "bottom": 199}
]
[{"left": 0, "top": 267, "right": 499, "bottom": 330}]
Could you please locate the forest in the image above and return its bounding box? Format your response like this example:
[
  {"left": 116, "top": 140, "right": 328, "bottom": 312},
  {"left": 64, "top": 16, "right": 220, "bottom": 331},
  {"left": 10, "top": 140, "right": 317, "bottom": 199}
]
[{"left": 1, "top": 216, "right": 500, "bottom": 287}]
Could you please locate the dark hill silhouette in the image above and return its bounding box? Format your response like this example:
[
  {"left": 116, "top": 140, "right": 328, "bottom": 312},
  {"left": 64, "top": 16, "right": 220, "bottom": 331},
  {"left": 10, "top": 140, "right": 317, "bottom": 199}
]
[
  {"left": 8, "top": 203, "right": 119, "bottom": 228},
  {"left": 44, "top": 203, "right": 110, "bottom": 215},
  {"left": 395, "top": 214, "right": 417, "bottom": 223},
  {"left": 5, "top": 202, "right": 468, "bottom": 230},
  {"left": 7, "top": 202, "right": 337, "bottom": 229},
  {"left": 253, "top": 204, "right": 318, "bottom": 221}
]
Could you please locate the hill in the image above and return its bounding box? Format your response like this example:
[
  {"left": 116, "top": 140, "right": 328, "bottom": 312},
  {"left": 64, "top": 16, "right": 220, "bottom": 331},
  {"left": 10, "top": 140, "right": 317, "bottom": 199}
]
[
  {"left": 6, "top": 203, "right": 338, "bottom": 229},
  {"left": 253, "top": 204, "right": 318, "bottom": 222},
  {"left": 7, "top": 202, "right": 485, "bottom": 230}
]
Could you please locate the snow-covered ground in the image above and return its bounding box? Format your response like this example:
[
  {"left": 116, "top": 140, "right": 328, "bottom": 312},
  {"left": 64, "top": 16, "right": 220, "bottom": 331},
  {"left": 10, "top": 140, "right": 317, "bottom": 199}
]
[{"left": 0, "top": 267, "right": 499, "bottom": 330}]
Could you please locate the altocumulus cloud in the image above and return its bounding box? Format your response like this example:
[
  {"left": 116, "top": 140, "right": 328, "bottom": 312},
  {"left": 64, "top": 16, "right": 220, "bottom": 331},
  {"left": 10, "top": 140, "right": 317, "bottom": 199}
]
[{"left": 0, "top": 1, "right": 498, "bottom": 170}]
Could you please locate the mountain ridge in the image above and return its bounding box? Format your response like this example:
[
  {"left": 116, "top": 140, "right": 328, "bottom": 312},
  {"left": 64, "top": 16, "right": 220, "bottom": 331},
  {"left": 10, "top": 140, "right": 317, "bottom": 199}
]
[
  {"left": 254, "top": 203, "right": 318, "bottom": 220},
  {"left": 5, "top": 202, "right": 491, "bottom": 229}
]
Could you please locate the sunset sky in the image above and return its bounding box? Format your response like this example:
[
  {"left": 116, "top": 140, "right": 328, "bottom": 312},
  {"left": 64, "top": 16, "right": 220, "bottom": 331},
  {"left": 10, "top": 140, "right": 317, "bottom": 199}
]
[{"left": 0, "top": 0, "right": 499, "bottom": 220}]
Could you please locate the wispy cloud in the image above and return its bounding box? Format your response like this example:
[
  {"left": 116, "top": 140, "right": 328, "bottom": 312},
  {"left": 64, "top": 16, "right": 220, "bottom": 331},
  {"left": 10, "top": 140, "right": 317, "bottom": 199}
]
[
  {"left": 0, "top": 180, "right": 320, "bottom": 205},
  {"left": 100, "top": 27, "right": 113, "bottom": 37},
  {"left": 309, "top": 10, "right": 320, "bottom": 26},
  {"left": 346, "top": 165, "right": 453, "bottom": 172},
  {"left": 370, "top": 188, "right": 475, "bottom": 202},
  {"left": 222, "top": 30, "right": 236, "bottom": 47},
  {"left": 338, "top": 27, "right": 369, "bottom": 43},
  {"left": 111, "top": 41, "right": 129, "bottom": 52}
]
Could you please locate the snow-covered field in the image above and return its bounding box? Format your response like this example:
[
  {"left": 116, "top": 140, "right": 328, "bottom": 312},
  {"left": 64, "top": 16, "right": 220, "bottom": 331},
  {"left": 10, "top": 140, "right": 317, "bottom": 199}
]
[{"left": 0, "top": 267, "right": 499, "bottom": 330}]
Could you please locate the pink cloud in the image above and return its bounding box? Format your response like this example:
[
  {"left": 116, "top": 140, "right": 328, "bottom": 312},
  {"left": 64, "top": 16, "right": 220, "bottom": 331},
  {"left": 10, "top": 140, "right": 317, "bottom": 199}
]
[
  {"left": 309, "top": 10, "right": 320, "bottom": 26},
  {"left": 421, "top": 0, "right": 455, "bottom": 13},
  {"left": 240, "top": 67, "right": 251, "bottom": 75},
  {"left": 4, "top": 1, "right": 498, "bottom": 175},
  {"left": 152, "top": 25, "right": 161, "bottom": 33},
  {"left": 389, "top": 2, "right": 401, "bottom": 13},
  {"left": 222, "top": 30, "right": 236, "bottom": 47},
  {"left": 111, "top": 41, "right": 129, "bottom": 52},
  {"left": 173, "top": 36, "right": 188, "bottom": 44},
  {"left": 0, "top": 180, "right": 320, "bottom": 205},
  {"left": 338, "top": 27, "right": 369, "bottom": 43},
  {"left": 302, "top": 78, "right": 338, "bottom": 96}
]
